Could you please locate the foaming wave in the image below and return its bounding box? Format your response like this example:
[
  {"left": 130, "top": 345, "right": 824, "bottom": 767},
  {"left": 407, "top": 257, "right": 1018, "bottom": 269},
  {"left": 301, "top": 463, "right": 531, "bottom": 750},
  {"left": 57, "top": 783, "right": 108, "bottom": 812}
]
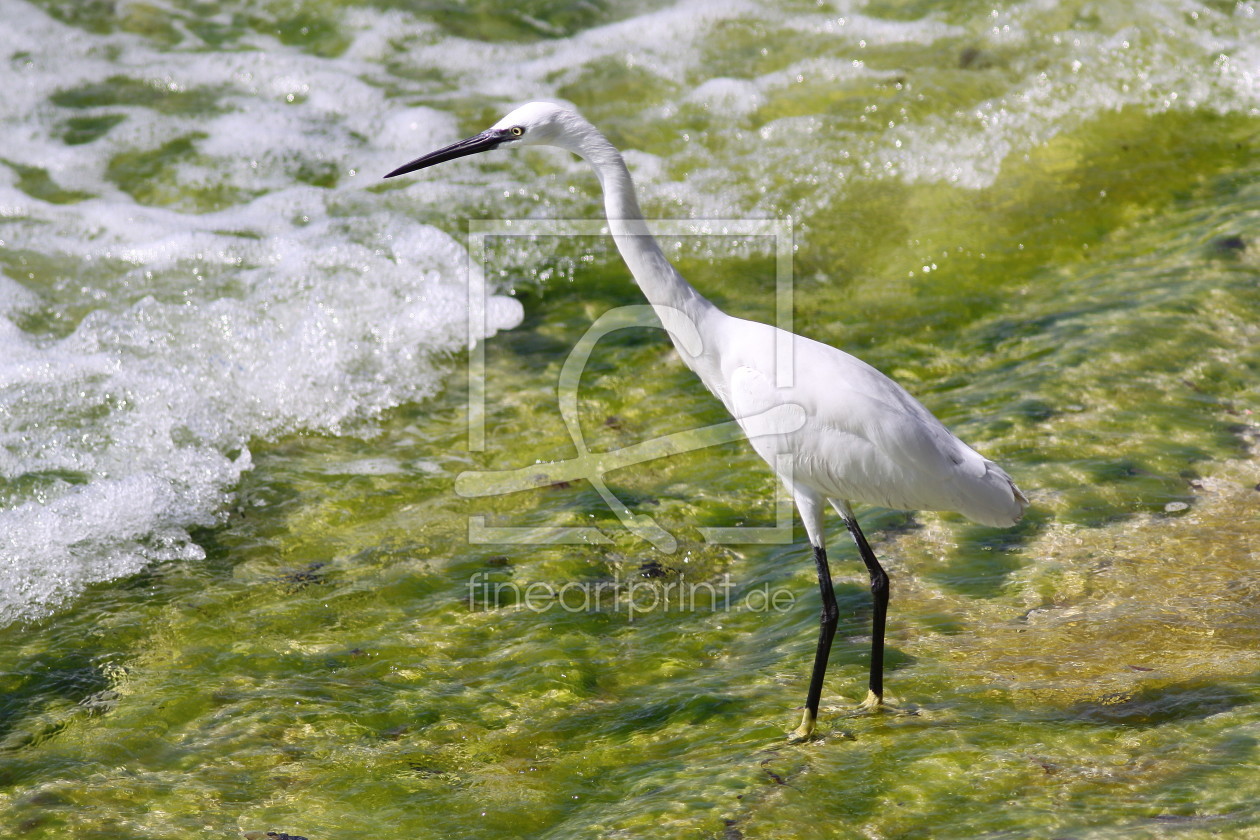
[
  {"left": 0, "top": 5, "right": 523, "bottom": 623},
  {"left": 0, "top": 191, "right": 522, "bottom": 623}
]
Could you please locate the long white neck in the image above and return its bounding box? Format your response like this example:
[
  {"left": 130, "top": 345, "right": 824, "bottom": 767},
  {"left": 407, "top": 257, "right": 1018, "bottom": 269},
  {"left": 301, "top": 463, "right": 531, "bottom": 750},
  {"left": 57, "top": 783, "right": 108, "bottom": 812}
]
[{"left": 573, "top": 131, "right": 717, "bottom": 337}]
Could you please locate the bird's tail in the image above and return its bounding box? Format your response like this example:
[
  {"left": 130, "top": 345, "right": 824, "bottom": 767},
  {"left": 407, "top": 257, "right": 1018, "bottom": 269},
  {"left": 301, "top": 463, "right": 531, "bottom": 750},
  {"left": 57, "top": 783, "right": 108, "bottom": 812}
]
[{"left": 960, "top": 462, "right": 1027, "bottom": 528}]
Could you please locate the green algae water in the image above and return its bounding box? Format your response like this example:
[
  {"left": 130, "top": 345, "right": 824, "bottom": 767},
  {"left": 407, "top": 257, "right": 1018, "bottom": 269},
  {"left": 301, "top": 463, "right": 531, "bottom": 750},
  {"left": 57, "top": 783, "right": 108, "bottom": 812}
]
[{"left": 2, "top": 0, "right": 1259, "bottom": 837}]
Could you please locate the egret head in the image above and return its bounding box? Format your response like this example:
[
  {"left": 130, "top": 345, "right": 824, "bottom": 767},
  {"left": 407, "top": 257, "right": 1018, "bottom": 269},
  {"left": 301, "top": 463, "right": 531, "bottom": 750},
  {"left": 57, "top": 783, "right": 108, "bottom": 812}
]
[{"left": 385, "top": 101, "right": 598, "bottom": 179}]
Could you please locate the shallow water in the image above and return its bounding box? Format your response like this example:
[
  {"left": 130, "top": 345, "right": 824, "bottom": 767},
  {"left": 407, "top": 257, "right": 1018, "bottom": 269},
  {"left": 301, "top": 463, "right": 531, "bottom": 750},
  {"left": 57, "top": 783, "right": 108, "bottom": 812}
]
[{"left": 1, "top": 0, "right": 1258, "bottom": 837}]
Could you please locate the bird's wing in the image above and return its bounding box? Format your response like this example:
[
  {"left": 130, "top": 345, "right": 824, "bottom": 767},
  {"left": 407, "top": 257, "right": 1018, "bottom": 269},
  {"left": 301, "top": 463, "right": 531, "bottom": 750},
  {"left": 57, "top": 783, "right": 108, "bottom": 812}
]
[
  {"left": 797, "top": 350, "right": 1025, "bottom": 524},
  {"left": 720, "top": 321, "right": 1024, "bottom": 525}
]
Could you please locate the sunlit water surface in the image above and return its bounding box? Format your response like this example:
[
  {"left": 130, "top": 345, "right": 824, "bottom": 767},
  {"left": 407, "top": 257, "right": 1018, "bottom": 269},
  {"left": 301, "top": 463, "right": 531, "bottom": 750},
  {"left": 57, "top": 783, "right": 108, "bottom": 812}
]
[{"left": 1, "top": 0, "right": 1258, "bottom": 837}]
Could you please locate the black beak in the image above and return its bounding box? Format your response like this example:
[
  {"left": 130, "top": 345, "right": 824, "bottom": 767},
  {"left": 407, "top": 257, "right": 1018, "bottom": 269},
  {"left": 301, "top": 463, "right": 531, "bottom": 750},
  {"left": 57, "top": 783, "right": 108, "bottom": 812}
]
[{"left": 384, "top": 129, "right": 512, "bottom": 179}]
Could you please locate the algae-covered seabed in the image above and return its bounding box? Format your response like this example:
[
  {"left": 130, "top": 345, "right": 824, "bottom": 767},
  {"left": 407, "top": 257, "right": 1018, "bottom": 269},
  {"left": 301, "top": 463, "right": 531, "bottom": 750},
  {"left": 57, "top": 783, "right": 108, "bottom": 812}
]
[{"left": 2, "top": 0, "right": 1259, "bottom": 837}]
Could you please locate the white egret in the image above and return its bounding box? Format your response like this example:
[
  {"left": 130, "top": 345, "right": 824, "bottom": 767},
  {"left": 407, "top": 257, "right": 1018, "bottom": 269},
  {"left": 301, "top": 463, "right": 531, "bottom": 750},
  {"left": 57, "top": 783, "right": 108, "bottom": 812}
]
[{"left": 385, "top": 102, "right": 1027, "bottom": 740}]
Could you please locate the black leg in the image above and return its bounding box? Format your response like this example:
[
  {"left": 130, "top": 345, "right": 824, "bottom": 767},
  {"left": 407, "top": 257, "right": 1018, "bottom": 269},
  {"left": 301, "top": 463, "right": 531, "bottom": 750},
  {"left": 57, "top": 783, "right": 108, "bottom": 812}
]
[
  {"left": 844, "top": 514, "right": 889, "bottom": 706},
  {"left": 789, "top": 544, "right": 839, "bottom": 740}
]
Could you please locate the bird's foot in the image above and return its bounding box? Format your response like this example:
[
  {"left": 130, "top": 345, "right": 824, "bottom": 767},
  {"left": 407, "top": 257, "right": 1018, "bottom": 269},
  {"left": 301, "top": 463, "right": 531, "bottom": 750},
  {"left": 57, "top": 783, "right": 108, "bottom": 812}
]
[
  {"left": 844, "top": 690, "right": 916, "bottom": 718},
  {"left": 786, "top": 708, "right": 816, "bottom": 742},
  {"left": 788, "top": 692, "right": 918, "bottom": 741}
]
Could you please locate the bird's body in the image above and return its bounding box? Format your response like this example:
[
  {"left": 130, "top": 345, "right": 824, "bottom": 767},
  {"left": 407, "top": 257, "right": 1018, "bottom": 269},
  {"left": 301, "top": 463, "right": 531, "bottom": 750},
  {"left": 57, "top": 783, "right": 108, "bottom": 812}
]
[
  {"left": 685, "top": 313, "right": 1023, "bottom": 528},
  {"left": 386, "top": 101, "right": 1026, "bottom": 740}
]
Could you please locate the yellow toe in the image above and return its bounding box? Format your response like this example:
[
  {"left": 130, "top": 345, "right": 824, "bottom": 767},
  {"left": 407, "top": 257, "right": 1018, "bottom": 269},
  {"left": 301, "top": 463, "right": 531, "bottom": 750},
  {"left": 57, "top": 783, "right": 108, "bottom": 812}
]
[{"left": 787, "top": 709, "right": 816, "bottom": 742}]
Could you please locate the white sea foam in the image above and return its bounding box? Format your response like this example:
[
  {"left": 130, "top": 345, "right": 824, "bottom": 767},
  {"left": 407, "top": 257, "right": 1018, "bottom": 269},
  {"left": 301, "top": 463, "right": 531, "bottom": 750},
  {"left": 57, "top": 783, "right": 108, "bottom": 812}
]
[{"left": 0, "top": 2, "right": 524, "bottom": 623}]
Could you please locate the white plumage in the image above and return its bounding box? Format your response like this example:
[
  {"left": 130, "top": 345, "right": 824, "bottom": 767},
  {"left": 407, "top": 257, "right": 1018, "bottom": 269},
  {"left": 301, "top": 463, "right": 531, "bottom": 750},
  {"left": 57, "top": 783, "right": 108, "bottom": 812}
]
[{"left": 386, "top": 101, "right": 1027, "bottom": 740}]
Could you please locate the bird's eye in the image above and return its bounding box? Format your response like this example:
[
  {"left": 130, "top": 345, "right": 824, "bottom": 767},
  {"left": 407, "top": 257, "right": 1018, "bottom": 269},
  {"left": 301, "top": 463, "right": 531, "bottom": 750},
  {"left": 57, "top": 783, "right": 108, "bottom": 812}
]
[{"left": 510, "top": 126, "right": 524, "bottom": 136}]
